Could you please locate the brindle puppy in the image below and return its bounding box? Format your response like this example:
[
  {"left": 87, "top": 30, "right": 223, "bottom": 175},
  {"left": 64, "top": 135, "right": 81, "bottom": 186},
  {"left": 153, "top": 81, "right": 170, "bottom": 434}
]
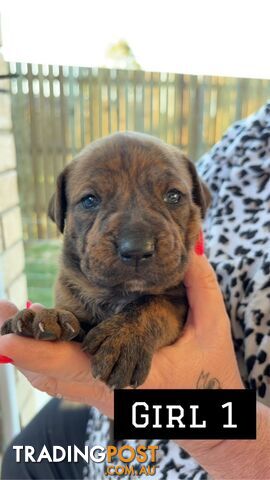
[{"left": 1, "top": 132, "right": 210, "bottom": 388}]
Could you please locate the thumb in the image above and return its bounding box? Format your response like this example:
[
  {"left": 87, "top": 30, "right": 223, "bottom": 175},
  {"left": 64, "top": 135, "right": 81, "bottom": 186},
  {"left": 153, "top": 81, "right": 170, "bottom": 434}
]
[{"left": 184, "top": 253, "right": 228, "bottom": 328}]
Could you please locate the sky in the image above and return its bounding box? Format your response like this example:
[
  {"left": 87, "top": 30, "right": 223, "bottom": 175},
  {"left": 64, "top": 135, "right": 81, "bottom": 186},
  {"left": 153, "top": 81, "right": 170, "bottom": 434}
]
[{"left": 1, "top": 0, "right": 270, "bottom": 79}]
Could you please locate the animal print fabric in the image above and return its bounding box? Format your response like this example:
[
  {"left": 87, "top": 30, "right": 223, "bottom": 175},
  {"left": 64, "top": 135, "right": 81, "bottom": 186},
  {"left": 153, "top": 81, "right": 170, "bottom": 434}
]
[{"left": 83, "top": 102, "right": 270, "bottom": 479}]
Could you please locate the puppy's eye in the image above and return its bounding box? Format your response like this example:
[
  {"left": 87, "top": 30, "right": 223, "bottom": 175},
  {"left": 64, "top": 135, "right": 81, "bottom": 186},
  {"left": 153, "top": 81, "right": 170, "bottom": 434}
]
[
  {"left": 80, "top": 194, "right": 100, "bottom": 209},
  {"left": 164, "top": 189, "right": 182, "bottom": 204}
]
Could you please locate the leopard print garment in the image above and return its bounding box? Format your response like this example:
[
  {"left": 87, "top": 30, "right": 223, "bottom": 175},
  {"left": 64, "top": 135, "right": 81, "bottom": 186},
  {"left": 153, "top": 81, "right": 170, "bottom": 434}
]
[{"left": 83, "top": 102, "right": 270, "bottom": 479}]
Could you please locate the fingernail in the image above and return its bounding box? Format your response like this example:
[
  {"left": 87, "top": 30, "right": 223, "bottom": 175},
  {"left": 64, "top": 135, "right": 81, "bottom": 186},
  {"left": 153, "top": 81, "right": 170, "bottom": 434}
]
[
  {"left": 0, "top": 355, "right": 14, "bottom": 364},
  {"left": 194, "top": 229, "right": 204, "bottom": 255},
  {"left": 26, "top": 300, "right": 33, "bottom": 309}
]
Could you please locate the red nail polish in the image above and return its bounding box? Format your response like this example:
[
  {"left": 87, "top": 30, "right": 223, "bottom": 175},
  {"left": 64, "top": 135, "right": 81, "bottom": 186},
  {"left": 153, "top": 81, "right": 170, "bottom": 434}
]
[
  {"left": 0, "top": 355, "right": 14, "bottom": 364},
  {"left": 26, "top": 300, "right": 32, "bottom": 309},
  {"left": 194, "top": 230, "right": 204, "bottom": 255}
]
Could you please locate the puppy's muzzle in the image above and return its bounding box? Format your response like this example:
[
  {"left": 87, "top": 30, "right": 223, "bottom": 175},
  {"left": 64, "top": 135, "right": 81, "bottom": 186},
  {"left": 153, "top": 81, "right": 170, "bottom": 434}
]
[{"left": 117, "top": 231, "right": 156, "bottom": 266}]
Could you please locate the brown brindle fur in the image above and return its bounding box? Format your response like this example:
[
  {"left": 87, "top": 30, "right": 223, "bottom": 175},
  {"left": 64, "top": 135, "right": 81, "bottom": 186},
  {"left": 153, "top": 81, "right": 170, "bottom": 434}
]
[{"left": 1, "top": 132, "right": 210, "bottom": 388}]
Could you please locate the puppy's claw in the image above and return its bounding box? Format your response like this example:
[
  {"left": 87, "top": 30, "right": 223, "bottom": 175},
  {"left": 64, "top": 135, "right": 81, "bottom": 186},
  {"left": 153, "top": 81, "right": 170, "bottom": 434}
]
[
  {"left": 38, "top": 322, "right": 45, "bottom": 333},
  {"left": 65, "top": 323, "right": 75, "bottom": 334},
  {"left": 17, "top": 320, "right": 23, "bottom": 333}
]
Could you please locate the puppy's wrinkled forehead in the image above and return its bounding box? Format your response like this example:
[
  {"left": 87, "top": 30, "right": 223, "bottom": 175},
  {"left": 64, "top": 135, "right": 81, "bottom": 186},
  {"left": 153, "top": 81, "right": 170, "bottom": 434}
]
[{"left": 67, "top": 132, "right": 191, "bottom": 200}]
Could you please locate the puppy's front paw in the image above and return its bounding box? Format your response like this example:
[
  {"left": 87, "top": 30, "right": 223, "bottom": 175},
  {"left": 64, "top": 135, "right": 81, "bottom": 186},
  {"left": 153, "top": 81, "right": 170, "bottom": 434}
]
[
  {"left": 83, "top": 318, "right": 153, "bottom": 389},
  {"left": 0, "top": 308, "right": 80, "bottom": 341}
]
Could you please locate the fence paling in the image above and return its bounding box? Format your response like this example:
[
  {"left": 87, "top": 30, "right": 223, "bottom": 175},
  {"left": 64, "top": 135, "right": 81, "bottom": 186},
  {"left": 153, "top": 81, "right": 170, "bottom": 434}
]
[{"left": 9, "top": 62, "right": 270, "bottom": 240}]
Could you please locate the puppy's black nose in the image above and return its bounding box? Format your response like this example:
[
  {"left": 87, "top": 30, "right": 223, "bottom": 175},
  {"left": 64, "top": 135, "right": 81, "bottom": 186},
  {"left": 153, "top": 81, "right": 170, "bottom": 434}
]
[{"left": 118, "top": 234, "right": 155, "bottom": 264}]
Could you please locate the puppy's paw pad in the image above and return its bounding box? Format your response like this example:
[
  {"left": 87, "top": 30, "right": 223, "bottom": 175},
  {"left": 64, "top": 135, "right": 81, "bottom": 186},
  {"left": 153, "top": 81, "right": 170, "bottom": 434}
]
[
  {"left": 55, "top": 310, "right": 80, "bottom": 340},
  {"left": 33, "top": 309, "right": 80, "bottom": 341},
  {"left": 130, "top": 351, "right": 152, "bottom": 388},
  {"left": 32, "top": 310, "right": 61, "bottom": 340},
  {"left": 82, "top": 323, "right": 111, "bottom": 354},
  {"left": 91, "top": 333, "right": 153, "bottom": 388},
  {"left": 91, "top": 342, "right": 120, "bottom": 383},
  {"left": 1, "top": 309, "right": 35, "bottom": 337},
  {"left": 0, "top": 308, "right": 80, "bottom": 341},
  {"left": 83, "top": 316, "right": 153, "bottom": 388},
  {"left": 1, "top": 318, "right": 14, "bottom": 335},
  {"left": 104, "top": 347, "right": 152, "bottom": 389}
]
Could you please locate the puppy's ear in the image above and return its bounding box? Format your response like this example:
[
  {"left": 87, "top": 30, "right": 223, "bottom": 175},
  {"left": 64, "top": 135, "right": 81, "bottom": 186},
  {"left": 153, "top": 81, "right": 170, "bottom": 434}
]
[
  {"left": 48, "top": 168, "right": 68, "bottom": 233},
  {"left": 185, "top": 157, "right": 211, "bottom": 218}
]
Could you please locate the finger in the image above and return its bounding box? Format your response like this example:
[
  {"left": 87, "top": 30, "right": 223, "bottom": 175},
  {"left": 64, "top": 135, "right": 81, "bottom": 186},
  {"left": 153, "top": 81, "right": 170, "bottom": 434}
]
[
  {"left": 184, "top": 252, "right": 228, "bottom": 326},
  {"left": 31, "top": 303, "right": 45, "bottom": 312},
  {"left": 22, "top": 370, "right": 114, "bottom": 417},
  {"left": 55, "top": 379, "right": 114, "bottom": 417},
  {"left": 40, "top": 378, "right": 114, "bottom": 416},
  {"left": 0, "top": 334, "right": 92, "bottom": 381}
]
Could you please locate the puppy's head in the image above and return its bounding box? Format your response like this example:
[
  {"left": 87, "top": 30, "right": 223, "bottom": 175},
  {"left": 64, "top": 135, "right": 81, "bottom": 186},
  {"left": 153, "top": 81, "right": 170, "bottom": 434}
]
[{"left": 49, "top": 132, "right": 210, "bottom": 293}]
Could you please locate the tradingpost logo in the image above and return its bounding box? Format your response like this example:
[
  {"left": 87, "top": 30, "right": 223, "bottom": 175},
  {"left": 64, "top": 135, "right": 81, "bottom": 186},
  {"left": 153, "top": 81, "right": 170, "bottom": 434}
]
[
  {"left": 13, "top": 444, "right": 159, "bottom": 477},
  {"left": 103, "top": 445, "right": 158, "bottom": 476}
]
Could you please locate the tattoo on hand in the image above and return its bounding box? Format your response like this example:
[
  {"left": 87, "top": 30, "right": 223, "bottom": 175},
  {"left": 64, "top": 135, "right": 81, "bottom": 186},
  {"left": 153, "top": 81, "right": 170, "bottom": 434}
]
[{"left": 196, "top": 370, "right": 221, "bottom": 389}]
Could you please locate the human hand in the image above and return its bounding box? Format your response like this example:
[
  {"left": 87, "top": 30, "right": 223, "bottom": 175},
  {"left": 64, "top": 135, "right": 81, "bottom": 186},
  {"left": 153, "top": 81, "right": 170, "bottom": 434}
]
[
  {"left": 146, "top": 251, "right": 244, "bottom": 392},
  {"left": 0, "top": 301, "right": 115, "bottom": 416},
  {"left": 0, "top": 252, "right": 243, "bottom": 419}
]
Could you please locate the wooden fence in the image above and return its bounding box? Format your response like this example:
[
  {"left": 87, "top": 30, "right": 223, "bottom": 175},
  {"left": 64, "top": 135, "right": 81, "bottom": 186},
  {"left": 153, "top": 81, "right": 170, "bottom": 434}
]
[{"left": 9, "top": 62, "right": 270, "bottom": 240}]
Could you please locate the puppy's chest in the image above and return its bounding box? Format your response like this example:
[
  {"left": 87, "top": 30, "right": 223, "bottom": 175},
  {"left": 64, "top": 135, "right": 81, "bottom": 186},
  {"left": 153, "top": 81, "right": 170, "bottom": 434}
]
[
  {"left": 68, "top": 284, "right": 148, "bottom": 326},
  {"left": 69, "top": 281, "right": 187, "bottom": 330}
]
